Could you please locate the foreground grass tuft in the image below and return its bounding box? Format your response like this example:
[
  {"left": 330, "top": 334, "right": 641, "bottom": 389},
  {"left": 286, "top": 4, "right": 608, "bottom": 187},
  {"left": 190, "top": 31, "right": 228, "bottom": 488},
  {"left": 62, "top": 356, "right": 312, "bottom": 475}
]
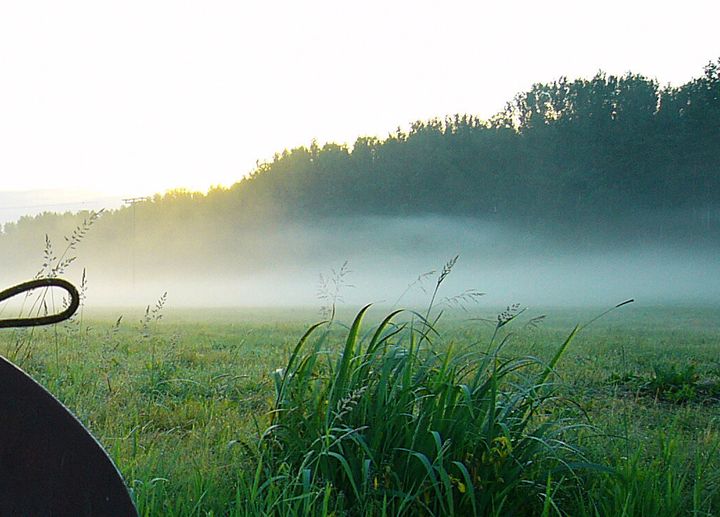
[{"left": 253, "top": 306, "right": 593, "bottom": 516}]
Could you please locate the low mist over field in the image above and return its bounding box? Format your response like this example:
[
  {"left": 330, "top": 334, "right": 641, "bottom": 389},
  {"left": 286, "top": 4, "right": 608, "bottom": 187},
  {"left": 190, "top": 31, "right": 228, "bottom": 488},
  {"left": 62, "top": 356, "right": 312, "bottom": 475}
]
[
  {"left": 1, "top": 214, "right": 717, "bottom": 310},
  {"left": 2, "top": 61, "right": 719, "bottom": 310}
]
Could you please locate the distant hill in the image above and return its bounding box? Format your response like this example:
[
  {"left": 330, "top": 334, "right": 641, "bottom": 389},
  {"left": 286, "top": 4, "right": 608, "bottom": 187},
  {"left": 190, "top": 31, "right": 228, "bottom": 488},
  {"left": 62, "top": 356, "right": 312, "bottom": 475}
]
[{"left": 0, "top": 190, "right": 123, "bottom": 226}]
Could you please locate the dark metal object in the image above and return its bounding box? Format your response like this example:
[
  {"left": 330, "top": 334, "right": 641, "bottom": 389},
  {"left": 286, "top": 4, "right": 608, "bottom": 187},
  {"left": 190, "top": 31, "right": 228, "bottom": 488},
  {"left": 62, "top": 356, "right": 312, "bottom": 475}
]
[
  {"left": 0, "top": 279, "right": 80, "bottom": 329},
  {"left": 0, "top": 278, "right": 138, "bottom": 516}
]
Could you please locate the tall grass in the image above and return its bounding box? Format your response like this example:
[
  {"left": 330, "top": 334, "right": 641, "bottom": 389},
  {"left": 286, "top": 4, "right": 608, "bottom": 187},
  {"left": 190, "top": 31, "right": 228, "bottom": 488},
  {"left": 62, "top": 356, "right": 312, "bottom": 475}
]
[{"left": 253, "top": 305, "right": 595, "bottom": 516}]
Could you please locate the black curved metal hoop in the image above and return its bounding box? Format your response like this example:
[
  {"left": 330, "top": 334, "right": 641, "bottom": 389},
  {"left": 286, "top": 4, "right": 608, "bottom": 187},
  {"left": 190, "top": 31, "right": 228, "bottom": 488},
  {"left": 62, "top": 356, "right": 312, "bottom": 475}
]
[
  {"left": 0, "top": 278, "right": 80, "bottom": 329},
  {"left": 0, "top": 277, "right": 138, "bottom": 515}
]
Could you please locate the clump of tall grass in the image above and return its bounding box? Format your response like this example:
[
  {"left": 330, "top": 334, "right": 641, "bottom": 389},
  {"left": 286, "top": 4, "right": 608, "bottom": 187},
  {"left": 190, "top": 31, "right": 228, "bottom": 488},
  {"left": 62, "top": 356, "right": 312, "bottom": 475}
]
[{"left": 254, "top": 305, "right": 592, "bottom": 516}]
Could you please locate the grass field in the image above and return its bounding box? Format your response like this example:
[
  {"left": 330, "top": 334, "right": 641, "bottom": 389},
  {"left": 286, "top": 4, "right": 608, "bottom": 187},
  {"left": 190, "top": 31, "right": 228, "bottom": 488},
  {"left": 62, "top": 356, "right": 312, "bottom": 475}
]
[{"left": 2, "top": 302, "right": 719, "bottom": 516}]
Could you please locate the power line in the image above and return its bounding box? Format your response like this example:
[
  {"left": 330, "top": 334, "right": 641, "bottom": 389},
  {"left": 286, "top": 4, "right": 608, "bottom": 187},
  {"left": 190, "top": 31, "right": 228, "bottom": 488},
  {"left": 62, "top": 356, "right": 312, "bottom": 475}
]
[
  {"left": 0, "top": 200, "right": 112, "bottom": 211},
  {"left": 122, "top": 197, "right": 151, "bottom": 205}
]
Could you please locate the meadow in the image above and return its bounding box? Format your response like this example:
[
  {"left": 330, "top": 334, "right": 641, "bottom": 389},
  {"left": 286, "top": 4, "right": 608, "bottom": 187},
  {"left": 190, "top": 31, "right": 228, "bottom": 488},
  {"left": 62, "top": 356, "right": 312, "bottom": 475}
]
[{"left": 2, "top": 296, "right": 718, "bottom": 516}]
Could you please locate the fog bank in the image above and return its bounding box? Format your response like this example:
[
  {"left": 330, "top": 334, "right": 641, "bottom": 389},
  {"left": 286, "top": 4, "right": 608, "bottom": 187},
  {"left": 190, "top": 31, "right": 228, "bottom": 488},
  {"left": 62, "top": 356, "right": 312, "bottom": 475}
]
[{"left": 1, "top": 215, "right": 713, "bottom": 311}]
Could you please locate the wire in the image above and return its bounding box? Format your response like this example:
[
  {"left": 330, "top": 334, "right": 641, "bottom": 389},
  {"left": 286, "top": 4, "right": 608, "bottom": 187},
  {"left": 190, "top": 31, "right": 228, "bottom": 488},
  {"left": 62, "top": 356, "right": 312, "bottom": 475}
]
[{"left": 0, "top": 200, "right": 110, "bottom": 211}]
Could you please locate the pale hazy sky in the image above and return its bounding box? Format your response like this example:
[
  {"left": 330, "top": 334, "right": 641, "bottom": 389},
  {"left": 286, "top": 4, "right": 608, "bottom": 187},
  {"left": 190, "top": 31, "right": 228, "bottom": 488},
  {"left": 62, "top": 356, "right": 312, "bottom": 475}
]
[{"left": 1, "top": 0, "right": 718, "bottom": 197}]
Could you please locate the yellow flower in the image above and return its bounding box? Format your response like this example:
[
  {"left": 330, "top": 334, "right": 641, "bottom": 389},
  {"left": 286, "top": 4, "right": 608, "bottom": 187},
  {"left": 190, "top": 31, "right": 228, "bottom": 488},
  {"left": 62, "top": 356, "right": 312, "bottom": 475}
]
[
  {"left": 450, "top": 475, "right": 466, "bottom": 493},
  {"left": 492, "top": 436, "right": 512, "bottom": 459},
  {"left": 482, "top": 436, "right": 513, "bottom": 465}
]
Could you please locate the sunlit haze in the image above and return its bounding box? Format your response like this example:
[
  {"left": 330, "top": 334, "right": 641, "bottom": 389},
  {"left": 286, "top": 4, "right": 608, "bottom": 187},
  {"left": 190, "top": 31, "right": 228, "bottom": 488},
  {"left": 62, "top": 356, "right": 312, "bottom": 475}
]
[{"left": 1, "top": 0, "right": 718, "bottom": 197}]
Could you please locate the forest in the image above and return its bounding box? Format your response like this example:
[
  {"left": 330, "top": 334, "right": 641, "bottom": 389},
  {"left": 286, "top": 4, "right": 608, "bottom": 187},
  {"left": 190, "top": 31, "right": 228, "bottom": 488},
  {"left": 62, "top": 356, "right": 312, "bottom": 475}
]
[{"left": 0, "top": 59, "right": 718, "bottom": 297}]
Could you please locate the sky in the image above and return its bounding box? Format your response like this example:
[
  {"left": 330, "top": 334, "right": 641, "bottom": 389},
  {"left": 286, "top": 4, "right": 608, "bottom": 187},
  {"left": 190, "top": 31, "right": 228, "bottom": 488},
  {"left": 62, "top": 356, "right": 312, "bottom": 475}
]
[{"left": 0, "top": 0, "right": 718, "bottom": 200}]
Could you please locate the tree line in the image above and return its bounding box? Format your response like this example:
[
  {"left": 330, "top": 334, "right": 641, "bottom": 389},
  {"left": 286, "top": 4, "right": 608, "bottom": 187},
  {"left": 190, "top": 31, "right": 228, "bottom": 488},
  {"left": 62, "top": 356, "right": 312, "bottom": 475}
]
[
  {"left": 1, "top": 58, "right": 718, "bottom": 277},
  {"left": 230, "top": 58, "right": 719, "bottom": 228}
]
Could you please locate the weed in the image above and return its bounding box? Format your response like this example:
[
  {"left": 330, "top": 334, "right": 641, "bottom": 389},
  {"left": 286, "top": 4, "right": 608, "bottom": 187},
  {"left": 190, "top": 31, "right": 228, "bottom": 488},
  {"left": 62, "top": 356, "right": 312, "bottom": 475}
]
[
  {"left": 317, "top": 261, "right": 353, "bottom": 322},
  {"left": 607, "top": 362, "right": 720, "bottom": 405}
]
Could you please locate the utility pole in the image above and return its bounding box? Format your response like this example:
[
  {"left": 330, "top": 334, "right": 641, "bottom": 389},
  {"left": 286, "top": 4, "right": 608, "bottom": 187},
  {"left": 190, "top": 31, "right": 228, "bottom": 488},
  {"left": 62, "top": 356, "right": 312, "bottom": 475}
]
[{"left": 123, "top": 197, "right": 150, "bottom": 287}]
